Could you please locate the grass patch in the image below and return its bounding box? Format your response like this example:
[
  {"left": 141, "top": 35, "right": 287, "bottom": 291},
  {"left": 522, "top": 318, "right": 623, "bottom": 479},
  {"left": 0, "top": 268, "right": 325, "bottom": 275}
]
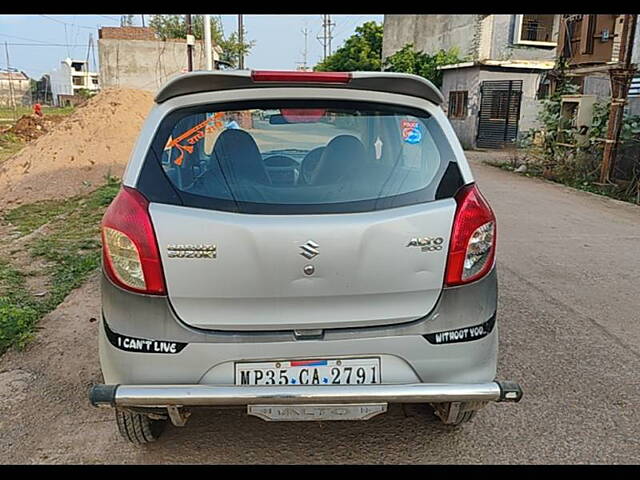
[
  {"left": 4, "top": 199, "right": 77, "bottom": 237},
  {"left": 0, "top": 178, "right": 120, "bottom": 355},
  {"left": 0, "top": 260, "right": 41, "bottom": 351},
  {"left": 0, "top": 131, "right": 25, "bottom": 165}
]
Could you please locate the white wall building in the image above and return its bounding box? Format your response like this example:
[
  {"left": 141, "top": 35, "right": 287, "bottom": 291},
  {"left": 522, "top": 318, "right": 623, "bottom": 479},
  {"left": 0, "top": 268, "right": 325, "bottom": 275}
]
[{"left": 50, "top": 58, "right": 100, "bottom": 106}]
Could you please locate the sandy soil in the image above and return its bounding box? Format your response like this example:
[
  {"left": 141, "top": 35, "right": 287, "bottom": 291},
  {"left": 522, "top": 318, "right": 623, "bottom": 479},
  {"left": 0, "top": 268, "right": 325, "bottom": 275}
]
[{"left": 0, "top": 89, "right": 154, "bottom": 209}]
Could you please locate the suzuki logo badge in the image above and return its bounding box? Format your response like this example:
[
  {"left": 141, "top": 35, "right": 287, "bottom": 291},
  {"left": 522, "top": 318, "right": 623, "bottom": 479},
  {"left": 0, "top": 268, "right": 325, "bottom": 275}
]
[{"left": 300, "top": 240, "right": 319, "bottom": 260}]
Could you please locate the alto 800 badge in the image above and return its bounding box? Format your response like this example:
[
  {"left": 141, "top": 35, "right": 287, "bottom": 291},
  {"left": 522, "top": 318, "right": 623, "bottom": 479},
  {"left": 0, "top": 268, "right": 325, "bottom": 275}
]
[{"left": 406, "top": 237, "right": 444, "bottom": 252}]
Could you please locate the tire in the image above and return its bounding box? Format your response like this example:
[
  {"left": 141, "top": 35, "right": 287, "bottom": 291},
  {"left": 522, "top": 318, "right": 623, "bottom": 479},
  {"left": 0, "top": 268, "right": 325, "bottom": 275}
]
[
  {"left": 444, "top": 409, "right": 477, "bottom": 426},
  {"left": 432, "top": 402, "right": 478, "bottom": 426},
  {"left": 115, "top": 409, "right": 166, "bottom": 444}
]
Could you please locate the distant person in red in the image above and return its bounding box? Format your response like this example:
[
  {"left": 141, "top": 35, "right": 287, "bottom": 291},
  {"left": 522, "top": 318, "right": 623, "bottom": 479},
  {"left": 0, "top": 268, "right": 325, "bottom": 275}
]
[{"left": 33, "top": 103, "right": 43, "bottom": 117}]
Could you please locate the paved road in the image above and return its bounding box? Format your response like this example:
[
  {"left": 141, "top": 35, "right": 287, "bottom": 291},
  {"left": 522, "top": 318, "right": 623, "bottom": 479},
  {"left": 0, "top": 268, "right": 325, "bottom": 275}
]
[{"left": 1, "top": 154, "right": 638, "bottom": 463}]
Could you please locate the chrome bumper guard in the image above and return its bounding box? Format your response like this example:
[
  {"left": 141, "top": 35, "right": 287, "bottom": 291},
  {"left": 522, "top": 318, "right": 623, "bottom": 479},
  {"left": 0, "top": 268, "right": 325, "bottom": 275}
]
[{"left": 90, "top": 381, "right": 523, "bottom": 408}]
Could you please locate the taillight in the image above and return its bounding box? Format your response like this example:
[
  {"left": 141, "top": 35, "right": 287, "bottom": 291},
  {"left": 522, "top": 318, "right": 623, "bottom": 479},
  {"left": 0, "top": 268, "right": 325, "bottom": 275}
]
[
  {"left": 101, "top": 187, "right": 166, "bottom": 295},
  {"left": 445, "top": 184, "right": 496, "bottom": 287},
  {"left": 251, "top": 70, "right": 352, "bottom": 84}
]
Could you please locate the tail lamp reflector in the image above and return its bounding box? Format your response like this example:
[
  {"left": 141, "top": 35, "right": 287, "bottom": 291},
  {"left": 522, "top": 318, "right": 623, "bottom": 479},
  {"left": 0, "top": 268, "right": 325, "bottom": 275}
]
[
  {"left": 445, "top": 184, "right": 497, "bottom": 286},
  {"left": 101, "top": 187, "right": 166, "bottom": 295}
]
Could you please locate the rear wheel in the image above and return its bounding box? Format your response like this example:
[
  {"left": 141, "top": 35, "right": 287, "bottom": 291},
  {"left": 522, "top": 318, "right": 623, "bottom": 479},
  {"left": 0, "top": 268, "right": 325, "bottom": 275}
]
[
  {"left": 432, "top": 402, "right": 479, "bottom": 426},
  {"left": 115, "top": 409, "right": 167, "bottom": 444}
]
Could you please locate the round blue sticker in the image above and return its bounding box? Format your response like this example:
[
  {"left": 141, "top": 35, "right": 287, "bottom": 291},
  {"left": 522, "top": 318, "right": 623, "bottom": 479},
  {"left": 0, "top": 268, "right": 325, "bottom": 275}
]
[{"left": 401, "top": 120, "right": 422, "bottom": 144}]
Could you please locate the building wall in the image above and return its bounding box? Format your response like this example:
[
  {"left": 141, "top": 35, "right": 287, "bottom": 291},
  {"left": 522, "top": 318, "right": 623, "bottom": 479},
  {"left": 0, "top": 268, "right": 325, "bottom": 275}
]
[
  {"left": 98, "top": 38, "right": 220, "bottom": 92},
  {"left": 50, "top": 62, "right": 73, "bottom": 106},
  {"left": 440, "top": 67, "right": 481, "bottom": 149},
  {"left": 490, "top": 15, "right": 558, "bottom": 62},
  {"left": 382, "top": 15, "right": 479, "bottom": 60},
  {"left": 0, "top": 75, "right": 31, "bottom": 107},
  {"left": 99, "top": 26, "right": 157, "bottom": 41},
  {"left": 441, "top": 67, "right": 544, "bottom": 149},
  {"left": 382, "top": 14, "right": 559, "bottom": 62}
]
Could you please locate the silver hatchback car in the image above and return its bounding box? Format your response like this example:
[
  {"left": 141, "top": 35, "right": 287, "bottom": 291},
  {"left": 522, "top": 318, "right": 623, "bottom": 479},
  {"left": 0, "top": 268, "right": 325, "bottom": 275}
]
[{"left": 89, "top": 70, "right": 522, "bottom": 444}]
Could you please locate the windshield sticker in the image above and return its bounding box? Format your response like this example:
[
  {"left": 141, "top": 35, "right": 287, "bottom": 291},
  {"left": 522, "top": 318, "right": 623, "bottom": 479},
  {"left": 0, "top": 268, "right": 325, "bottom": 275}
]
[
  {"left": 401, "top": 120, "right": 422, "bottom": 144},
  {"left": 166, "top": 112, "right": 225, "bottom": 166}
]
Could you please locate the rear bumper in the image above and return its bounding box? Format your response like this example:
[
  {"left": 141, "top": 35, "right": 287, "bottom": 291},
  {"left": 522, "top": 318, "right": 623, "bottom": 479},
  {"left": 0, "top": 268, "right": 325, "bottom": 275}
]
[{"left": 90, "top": 381, "right": 523, "bottom": 408}]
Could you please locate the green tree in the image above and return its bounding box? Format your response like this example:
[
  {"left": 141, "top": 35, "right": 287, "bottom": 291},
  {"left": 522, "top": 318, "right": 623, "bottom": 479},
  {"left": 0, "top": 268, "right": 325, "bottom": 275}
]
[
  {"left": 148, "top": 15, "right": 254, "bottom": 68},
  {"left": 314, "top": 21, "right": 383, "bottom": 72},
  {"left": 218, "top": 30, "right": 254, "bottom": 68},
  {"left": 383, "top": 44, "right": 462, "bottom": 88}
]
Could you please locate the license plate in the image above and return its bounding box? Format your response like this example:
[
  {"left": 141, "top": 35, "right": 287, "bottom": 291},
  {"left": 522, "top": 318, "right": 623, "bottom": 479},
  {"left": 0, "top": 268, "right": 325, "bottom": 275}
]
[{"left": 235, "top": 358, "right": 381, "bottom": 386}]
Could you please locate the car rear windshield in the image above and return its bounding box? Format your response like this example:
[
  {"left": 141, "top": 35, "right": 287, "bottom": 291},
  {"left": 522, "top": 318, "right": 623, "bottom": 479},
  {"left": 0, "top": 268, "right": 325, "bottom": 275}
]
[{"left": 139, "top": 100, "right": 463, "bottom": 214}]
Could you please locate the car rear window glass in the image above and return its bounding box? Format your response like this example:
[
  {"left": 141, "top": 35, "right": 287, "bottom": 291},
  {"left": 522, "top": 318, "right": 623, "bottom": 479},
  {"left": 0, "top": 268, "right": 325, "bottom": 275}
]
[{"left": 142, "top": 100, "right": 460, "bottom": 214}]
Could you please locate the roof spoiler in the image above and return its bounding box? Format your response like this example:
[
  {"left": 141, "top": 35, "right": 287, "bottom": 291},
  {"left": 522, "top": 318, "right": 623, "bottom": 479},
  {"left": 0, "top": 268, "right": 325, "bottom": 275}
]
[{"left": 154, "top": 70, "right": 445, "bottom": 106}]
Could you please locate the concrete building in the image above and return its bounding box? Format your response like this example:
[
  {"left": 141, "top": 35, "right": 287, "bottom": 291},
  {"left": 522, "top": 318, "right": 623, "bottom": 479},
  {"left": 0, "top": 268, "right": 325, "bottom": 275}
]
[
  {"left": 556, "top": 14, "right": 640, "bottom": 117},
  {"left": 49, "top": 58, "right": 100, "bottom": 106},
  {"left": 97, "top": 26, "right": 223, "bottom": 93},
  {"left": 383, "top": 15, "right": 561, "bottom": 149},
  {"left": 0, "top": 69, "right": 31, "bottom": 107}
]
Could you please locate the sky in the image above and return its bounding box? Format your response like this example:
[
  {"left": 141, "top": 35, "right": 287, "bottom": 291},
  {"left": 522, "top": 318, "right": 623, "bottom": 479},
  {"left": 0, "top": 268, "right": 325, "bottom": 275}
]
[{"left": 0, "top": 14, "right": 384, "bottom": 79}]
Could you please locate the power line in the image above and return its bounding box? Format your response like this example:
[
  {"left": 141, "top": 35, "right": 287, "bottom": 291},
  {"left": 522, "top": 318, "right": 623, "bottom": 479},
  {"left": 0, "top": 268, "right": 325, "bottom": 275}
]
[
  {"left": 39, "top": 15, "right": 97, "bottom": 31},
  {"left": 332, "top": 15, "right": 366, "bottom": 39},
  {"left": 0, "top": 32, "right": 53, "bottom": 44},
  {"left": 2, "top": 43, "right": 90, "bottom": 47},
  {"left": 97, "top": 15, "right": 121, "bottom": 22}
]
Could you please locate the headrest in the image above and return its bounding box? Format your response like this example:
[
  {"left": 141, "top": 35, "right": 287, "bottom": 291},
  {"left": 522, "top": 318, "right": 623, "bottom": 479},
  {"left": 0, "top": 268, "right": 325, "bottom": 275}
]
[
  {"left": 211, "top": 129, "right": 270, "bottom": 185},
  {"left": 310, "top": 135, "right": 366, "bottom": 185}
]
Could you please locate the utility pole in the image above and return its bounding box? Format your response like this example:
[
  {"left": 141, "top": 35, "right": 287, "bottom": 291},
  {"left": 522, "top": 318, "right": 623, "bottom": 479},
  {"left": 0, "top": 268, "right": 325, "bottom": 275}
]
[
  {"left": 317, "top": 15, "right": 327, "bottom": 61},
  {"left": 4, "top": 42, "right": 17, "bottom": 122},
  {"left": 600, "top": 14, "right": 638, "bottom": 183},
  {"left": 186, "top": 14, "right": 193, "bottom": 72},
  {"left": 141, "top": 15, "right": 145, "bottom": 28},
  {"left": 328, "top": 15, "right": 335, "bottom": 56},
  {"left": 85, "top": 33, "right": 93, "bottom": 91},
  {"left": 238, "top": 14, "right": 244, "bottom": 70},
  {"left": 204, "top": 14, "right": 213, "bottom": 71},
  {"left": 301, "top": 27, "right": 309, "bottom": 70},
  {"left": 316, "top": 15, "right": 335, "bottom": 61}
]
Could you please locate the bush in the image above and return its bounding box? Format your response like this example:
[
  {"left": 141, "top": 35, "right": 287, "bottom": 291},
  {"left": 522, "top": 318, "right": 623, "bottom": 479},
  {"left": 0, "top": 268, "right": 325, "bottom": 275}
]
[{"left": 515, "top": 63, "right": 640, "bottom": 203}]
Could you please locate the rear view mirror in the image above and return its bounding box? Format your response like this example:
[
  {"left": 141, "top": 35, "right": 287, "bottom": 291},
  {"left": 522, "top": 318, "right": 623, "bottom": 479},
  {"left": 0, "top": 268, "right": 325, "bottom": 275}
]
[{"left": 281, "top": 108, "right": 326, "bottom": 123}]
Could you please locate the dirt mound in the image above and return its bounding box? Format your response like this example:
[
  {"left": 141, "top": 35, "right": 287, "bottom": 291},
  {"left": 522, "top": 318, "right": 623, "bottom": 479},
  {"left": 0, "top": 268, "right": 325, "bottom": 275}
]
[
  {"left": 0, "top": 88, "right": 154, "bottom": 208},
  {"left": 9, "top": 114, "right": 66, "bottom": 141}
]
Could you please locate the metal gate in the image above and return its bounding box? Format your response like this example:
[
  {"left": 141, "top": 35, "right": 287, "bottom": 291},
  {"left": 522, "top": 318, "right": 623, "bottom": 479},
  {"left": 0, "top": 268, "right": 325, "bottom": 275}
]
[{"left": 476, "top": 80, "right": 523, "bottom": 149}]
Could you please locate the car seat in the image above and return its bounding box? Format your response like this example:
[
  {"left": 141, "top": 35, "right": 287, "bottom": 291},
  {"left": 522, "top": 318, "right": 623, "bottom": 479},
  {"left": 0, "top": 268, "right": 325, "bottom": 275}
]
[
  {"left": 308, "top": 135, "right": 366, "bottom": 185},
  {"left": 210, "top": 129, "right": 271, "bottom": 185}
]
